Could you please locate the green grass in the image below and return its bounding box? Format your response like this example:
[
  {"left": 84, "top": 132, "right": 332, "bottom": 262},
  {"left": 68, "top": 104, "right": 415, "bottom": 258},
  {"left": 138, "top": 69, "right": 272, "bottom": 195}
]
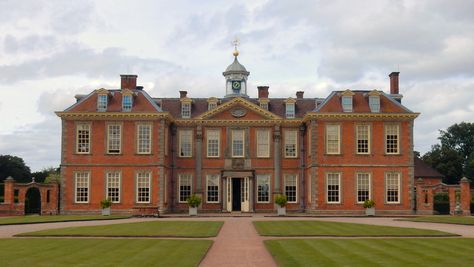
[
  {"left": 254, "top": 221, "right": 456, "bottom": 236},
  {"left": 18, "top": 221, "right": 223, "bottom": 237},
  {"left": 265, "top": 238, "right": 474, "bottom": 267},
  {"left": 397, "top": 216, "right": 474, "bottom": 225},
  {"left": 0, "top": 215, "right": 130, "bottom": 225},
  {"left": 0, "top": 238, "right": 211, "bottom": 267}
]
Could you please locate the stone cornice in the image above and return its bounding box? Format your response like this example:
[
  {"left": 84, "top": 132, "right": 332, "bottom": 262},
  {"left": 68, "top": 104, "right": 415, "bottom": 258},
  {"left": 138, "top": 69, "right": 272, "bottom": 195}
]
[
  {"left": 55, "top": 111, "right": 174, "bottom": 121},
  {"left": 304, "top": 112, "right": 419, "bottom": 121},
  {"left": 175, "top": 119, "right": 303, "bottom": 127}
]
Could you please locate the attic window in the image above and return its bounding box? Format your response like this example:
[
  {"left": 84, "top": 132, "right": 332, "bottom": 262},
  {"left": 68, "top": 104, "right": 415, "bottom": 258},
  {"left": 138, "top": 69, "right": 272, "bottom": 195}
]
[
  {"left": 369, "top": 96, "right": 380, "bottom": 112},
  {"left": 208, "top": 102, "right": 217, "bottom": 110},
  {"left": 122, "top": 95, "right": 133, "bottom": 112},
  {"left": 260, "top": 102, "right": 268, "bottom": 110},
  {"left": 341, "top": 96, "right": 352, "bottom": 112},
  {"left": 181, "top": 102, "right": 191, "bottom": 118},
  {"left": 286, "top": 103, "right": 295, "bottom": 118},
  {"left": 97, "top": 94, "right": 108, "bottom": 112}
]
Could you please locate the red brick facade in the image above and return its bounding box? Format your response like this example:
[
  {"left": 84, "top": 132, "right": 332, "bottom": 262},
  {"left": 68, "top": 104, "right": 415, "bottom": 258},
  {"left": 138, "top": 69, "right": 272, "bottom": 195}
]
[{"left": 57, "top": 55, "right": 421, "bottom": 215}]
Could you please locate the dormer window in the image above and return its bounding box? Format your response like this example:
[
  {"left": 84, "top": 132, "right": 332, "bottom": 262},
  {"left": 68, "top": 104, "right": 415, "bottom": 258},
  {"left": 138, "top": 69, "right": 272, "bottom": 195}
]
[
  {"left": 368, "top": 90, "right": 381, "bottom": 113},
  {"left": 207, "top": 97, "right": 218, "bottom": 111},
  {"left": 285, "top": 98, "right": 296, "bottom": 119},
  {"left": 181, "top": 102, "right": 191, "bottom": 118},
  {"left": 341, "top": 89, "right": 354, "bottom": 112},
  {"left": 259, "top": 99, "right": 269, "bottom": 110},
  {"left": 122, "top": 95, "right": 132, "bottom": 112},
  {"left": 260, "top": 102, "right": 268, "bottom": 110},
  {"left": 97, "top": 94, "right": 108, "bottom": 112}
]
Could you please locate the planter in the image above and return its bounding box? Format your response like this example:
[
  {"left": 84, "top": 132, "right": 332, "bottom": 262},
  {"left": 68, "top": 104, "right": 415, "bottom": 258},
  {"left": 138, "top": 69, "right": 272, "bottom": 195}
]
[
  {"left": 102, "top": 207, "right": 111, "bottom": 216},
  {"left": 277, "top": 205, "right": 286, "bottom": 216},
  {"left": 365, "top": 207, "right": 375, "bottom": 216},
  {"left": 189, "top": 206, "right": 198, "bottom": 216}
]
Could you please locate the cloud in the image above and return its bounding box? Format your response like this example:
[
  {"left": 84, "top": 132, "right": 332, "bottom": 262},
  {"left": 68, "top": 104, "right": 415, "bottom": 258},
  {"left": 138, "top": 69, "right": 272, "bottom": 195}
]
[{"left": 3, "top": 34, "right": 58, "bottom": 54}]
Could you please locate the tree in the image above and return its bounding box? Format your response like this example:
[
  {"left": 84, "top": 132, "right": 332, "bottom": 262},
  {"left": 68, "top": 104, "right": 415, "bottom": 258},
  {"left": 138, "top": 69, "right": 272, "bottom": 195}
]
[
  {"left": 439, "top": 122, "right": 474, "bottom": 162},
  {"left": 31, "top": 167, "right": 60, "bottom": 183},
  {"left": 0, "top": 155, "right": 31, "bottom": 183},
  {"left": 422, "top": 145, "right": 464, "bottom": 184}
]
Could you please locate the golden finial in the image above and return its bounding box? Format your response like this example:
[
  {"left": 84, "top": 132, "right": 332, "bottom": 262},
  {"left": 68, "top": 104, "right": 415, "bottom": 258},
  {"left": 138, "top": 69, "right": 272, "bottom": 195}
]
[{"left": 232, "top": 37, "right": 240, "bottom": 57}]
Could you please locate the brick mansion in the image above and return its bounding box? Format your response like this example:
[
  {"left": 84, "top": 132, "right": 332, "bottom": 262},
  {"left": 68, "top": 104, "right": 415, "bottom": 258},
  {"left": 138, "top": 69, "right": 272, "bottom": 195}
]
[{"left": 55, "top": 49, "right": 421, "bottom": 215}]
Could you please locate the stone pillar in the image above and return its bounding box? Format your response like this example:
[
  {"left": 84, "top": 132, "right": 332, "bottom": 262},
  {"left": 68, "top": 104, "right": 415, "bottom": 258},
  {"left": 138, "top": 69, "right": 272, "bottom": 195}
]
[
  {"left": 460, "top": 177, "right": 471, "bottom": 216},
  {"left": 195, "top": 125, "right": 203, "bottom": 194},
  {"left": 299, "top": 125, "right": 305, "bottom": 210},
  {"left": 3, "top": 177, "right": 15, "bottom": 205},
  {"left": 273, "top": 125, "right": 281, "bottom": 193},
  {"left": 158, "top": 120, "right": 166, "bottom": 212},
  {"left": 448, "top": 188, "right": 456, "bottom": 215}
]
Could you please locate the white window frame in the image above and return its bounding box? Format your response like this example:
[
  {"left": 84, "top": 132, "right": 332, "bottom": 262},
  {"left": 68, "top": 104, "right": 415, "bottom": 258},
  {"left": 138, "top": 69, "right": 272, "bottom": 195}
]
[
  {"left": 97, "top": 94, "right": 108, "bottom": 112},
  {"left": 356, "top": 124, "right": 370, "bottom": 154},
  {"left": 178, "top": 174, "right": 192, "bottom": 203},
  {"left": 206, "top": 129, "right": 220, "bottom": 158},
  {"left": 286, "top": 103, "right": 295, "bottom": 118},
  {"left": 136, "top": 171, "right": 151, "bottom": 203},
  {"left": 326, "top": 173, "right": 341, "bottom": 204},
  {"left": 326, "top": 124, "right": 340, "bottom": 154},
  {"left": 208, "top": 102, "right": 217, "bottom": 110},
  {"left": 181, "top": 102, "right": 191, "bottom": 118},
  {"left": 256, "top": 174, "right": 271, "bottom": 203},
  {"left": 122, "top": 95, "right": 133, "bottom": 112},
  {"left": 206, "top": 174, "right": 220, "bottom": 203},
  {"left": 284, "top": 129, "right": 298, "bottom": 158},
  {"left": 107, "top": 124, "right": 122, "bottom": 154},
  {"left": 106, "top": 171, "right": 121, "bottom": 203},
  {"left": 260, "top": 102, "right": 268, "bottom": 110},
  {"left": 256, "top": 129, "right": 270, "bottom": 158},
  {"left": 342, "top": 96, "right": 352, "bottom": 112},
  {"left": 231, "top": 129, "right": 245, "bottom": 158},
  {"left": 179, "top": 129, "right": 193, "bottom": 157},
  {"left": 76, "top": 123, "right": 91, "bottom": 154},
  {"left": 356, "top": 172, "right": 371, "bottom": 203},
  {"left": 75, "top": 172, "right": 90, "bottom": 203},
  {"left": 137, "top": 123, "right": 152, "bottom": 154},
  {"left": 385, "top": 124, "right": 400, "bottom": 154},
  {"left": 284, "top": 174, "right": 298, "bottom": 203},
  {"left": 385, "top": 172, "right": 401, "bottom": 204},
  {"left": 369, "top": 95, "right": 380, "bottom": 112}
]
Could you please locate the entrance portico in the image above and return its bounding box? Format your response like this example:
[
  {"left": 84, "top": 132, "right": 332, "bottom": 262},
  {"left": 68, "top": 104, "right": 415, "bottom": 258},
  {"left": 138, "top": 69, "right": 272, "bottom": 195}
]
[{"left": 222, "top": 171, "right": 254, "bottom": 212}]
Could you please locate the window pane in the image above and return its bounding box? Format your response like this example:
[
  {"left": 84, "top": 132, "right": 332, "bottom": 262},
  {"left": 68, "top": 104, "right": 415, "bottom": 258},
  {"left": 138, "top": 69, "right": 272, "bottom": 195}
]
[
  {"left": 285, "top": 174, "right": 297, "bottom": 203},
  {"left": 284, "top": 130, "right": 297, "bottom": 157},
  {"left": 107, "top": 172, "right": 121, "bottom": 203},
  {"left": 232, "top": 130, "right": 244, "bottom": 157},
  {"left": 327, "top": 173, "right": 340, "bottom": 203},
  {"left": 207, "top": 130, "right": 220, "bottom": 157},
  {"left": 286, "top": 103, "right": 295, "bottom": 118},
  {"left": 326, "top": 125, "right": 340, "bottom": 154},
  {"left": 357, "top": 173, "right": 370, "bottom": 203},
  {"left": 386, "top": 125, "right": 399, "bottom": 154},
  {"left": 108, "top": 124, "right": 121, "bottom": 154},
  {"left": 181, "top": 103, "right": 191, "bottom": 118},
  {"left": 122, "top": 95, "right": 132, "bottom": 111},
  {"left": 342, "top": 96, "right": 352, "bottom": 112},
  {"left": 97, "top": 95, "right": 108, "bottom": 111},
  {"left": 136, "top": 172, "right": 151, "bottom": 203},
  {"left": 75, "top": 172, "right": 89, "bottom": 203},
  {"left": 369, "top": 96, "right": 380, "bottom": 112},
  {"left": 356, "top": 125, "right": 369, "bottom": 154},
  {"left": 257, "top": 175, "right": 270, "bottom": 203},
  {"left": 206, "top": 175, "right": 219, "bottom": 203},
  {"left": 179, "top": 174, "right": 192, "bottom": 202},
  {"left": 76, "top": 124, "right": 90, "bottom": 153},
  {"left": 179, "top": 130, "right": 192, "bottom": 157},
  {"left": 386, "top": 173, "right": 400, "bottom": 203},
  {"left": 257, "top": 130, "right": 270, "bottom": 157}
]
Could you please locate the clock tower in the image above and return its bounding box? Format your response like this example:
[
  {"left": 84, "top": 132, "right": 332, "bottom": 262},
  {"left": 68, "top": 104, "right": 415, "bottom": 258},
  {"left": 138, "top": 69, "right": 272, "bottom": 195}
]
[{"left": 223, "top": 45, "right": 250, "bottom": 98}]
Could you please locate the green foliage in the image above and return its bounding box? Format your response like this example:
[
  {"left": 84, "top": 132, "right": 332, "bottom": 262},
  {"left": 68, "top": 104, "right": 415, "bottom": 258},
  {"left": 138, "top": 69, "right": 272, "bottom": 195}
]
[
  {"left": 422, "top": 144, "right": 464, "bottom": 184},
  {"left": 32, "top": 167, "right": 60, "bottom": 184},
  {"left": 274, "top": 194, "right": 288, "bottom": 207},
  {"left": 186, "top": 194, "right": 202, "bottom": 208},
  {"left": 439, "top": 122, "right": 474, "bottom": 161},
  {"left": 399, "top": 216, "right": 474, "bottom": 225},
  {"left": 0, "top": 155, "right": 31, "bottom": 183},
  {"left": 100, "top": 199, "right": 112, "bottom": 209},
  {"left": 363, "top": 199, "right": 375, "bottom": 208}
]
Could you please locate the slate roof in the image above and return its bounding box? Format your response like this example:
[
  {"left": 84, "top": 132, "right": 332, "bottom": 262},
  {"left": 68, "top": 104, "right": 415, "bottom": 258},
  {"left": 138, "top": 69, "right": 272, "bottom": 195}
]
[{"left": 414, "top": 157, "right": 445, "bottom": 178}]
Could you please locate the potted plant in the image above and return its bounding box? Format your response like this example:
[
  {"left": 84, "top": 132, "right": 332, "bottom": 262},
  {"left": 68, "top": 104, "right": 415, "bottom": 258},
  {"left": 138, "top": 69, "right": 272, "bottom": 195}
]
[
  {"left": 363, "top": 199, "right": 375, "bottom": 216},
  {"left": 275, "top": 194, "right": 288, "bottom": 216},
  {"left": 100, "top": 199, "right": 112, "bottom": 216},
  {"left": 187, "top": 194, "right": 201, "bottom": 216}
]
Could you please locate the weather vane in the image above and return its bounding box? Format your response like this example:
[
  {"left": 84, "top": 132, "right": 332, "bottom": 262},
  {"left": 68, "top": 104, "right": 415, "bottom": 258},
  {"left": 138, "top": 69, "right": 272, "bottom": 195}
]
[{"left": 232, "top": 37, "right": 240, "bottom": 57}]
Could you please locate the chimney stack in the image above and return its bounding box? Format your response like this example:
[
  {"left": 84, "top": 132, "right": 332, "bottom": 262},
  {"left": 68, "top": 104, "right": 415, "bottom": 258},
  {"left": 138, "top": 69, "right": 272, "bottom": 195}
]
[
  {"left": 179, "top": 91, "right": 188, "bottom": 99},
  {"left": 296, "top": 91, "right": 304, "bottom": 99},
  {"left": 120, "top": 74, "right": 137, "bottom": 89},
  {"left": 389, "top": 72, "right": 400, "bottom": 95},
  {"left": 257, "top": 86, "right": 269, "bottom": 98}
]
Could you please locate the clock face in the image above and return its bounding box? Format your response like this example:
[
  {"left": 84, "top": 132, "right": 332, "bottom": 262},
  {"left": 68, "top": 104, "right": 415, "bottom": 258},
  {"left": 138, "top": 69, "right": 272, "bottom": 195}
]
[{"left": 232, "top": 81, "right": 241, "bottom": 90}]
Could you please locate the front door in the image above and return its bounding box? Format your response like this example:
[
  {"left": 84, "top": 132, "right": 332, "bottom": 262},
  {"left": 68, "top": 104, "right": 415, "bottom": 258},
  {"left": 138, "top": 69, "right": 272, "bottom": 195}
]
[{"left": 232, "top": 178, "right": 241, "bottom": 211}]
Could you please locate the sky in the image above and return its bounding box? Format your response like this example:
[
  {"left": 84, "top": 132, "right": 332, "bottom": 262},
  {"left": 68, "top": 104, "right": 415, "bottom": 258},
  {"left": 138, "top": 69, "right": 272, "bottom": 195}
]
[{"left": 0, "top": 0, "right": 473, "bottom": 171}]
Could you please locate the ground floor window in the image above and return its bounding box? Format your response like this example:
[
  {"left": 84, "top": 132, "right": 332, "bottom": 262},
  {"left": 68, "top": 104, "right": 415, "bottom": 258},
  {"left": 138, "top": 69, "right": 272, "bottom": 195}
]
[
  {"left": 106, "top": 171, "right": 121, "bottom": 203},
  {"left": 284, "top": 174, "right": 297, "bottom": 203},
  {"left": 206, "top": 174, "right": 219, "bottom": 203},
  {"left": 257, "top": 175, "right": 270, "bottom": 203},
  {"left": 179, "top": 174, "right": 192, "bottom": 203},
  {"left": 386, "top": 172, "right": 400, "bottom": 203},
  {"left": 326, "top": 173, "right": 340, "bottom": 203},
  {"left": 136, "top": 172, "right": 151, "bottom": 203},
  {"left": 356, "top": 173, "right": 370, "bottom": 203},
  {"left": 75, "top": 172, "right": 90, "bottom": 203}
]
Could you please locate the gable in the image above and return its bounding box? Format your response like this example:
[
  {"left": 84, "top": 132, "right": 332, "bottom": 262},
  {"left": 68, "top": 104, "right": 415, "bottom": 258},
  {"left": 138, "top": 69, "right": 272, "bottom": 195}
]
[{"left": 197, "top": 97, "right": 282, "bottom": 120}]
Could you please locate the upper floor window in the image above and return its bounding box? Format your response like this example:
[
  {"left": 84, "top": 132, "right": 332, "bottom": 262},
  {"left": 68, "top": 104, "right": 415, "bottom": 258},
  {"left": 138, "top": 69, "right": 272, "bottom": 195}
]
[
  {"left": 385, "top": 124, "right": 400, "bottom": 154},
  {"left": 341, "top": 96, "right": 353, "bottom": 112},
  {"left": 356, "top": 124, "right": 370, "bottom": 154},
  {"left": 206, "top": 129, "right": 220, "bottom": 157},
  {"left": 181, "top": 102, "right": 191, "bottom": 118},
  {"left": 257, "top": 129, "right": 270, "bottom": 158},
  {"left": 97, "top": 94, "right": 108, "bottom": 112},
  {"left": 260, "top": 102, "right": 268, "bottom": 110},
  {"left": 326, "top": 124, "right": 340, "bottom": 154},
  {"left": 122, "top": 95, "right": 133, "bottom": 112},
  {"left": 137, "top": 124, "right": 152, "bottom": 154},
  {"left": 284, "top": 130, "right": 297, "bottom": 158},
  {"left": 107, "top": 124, "right": 121, "bottom": 154},
  {"left": 208, "top": 102, "right": 217, "bottom": 110},
  {"left": 179, "top": 130, "right": 193, "bottom": 157},
  {"left": 369, "top": 95, "right": 380, "bottom": 112},
  {"left": 76, "top": 123, "right": 91, "bottom": 154},
  {"left": 232, "top": 129, "right": 245, "bottom": 158},
  {"left": 286, "top": 103, "right": 295, "bottom": 118}
]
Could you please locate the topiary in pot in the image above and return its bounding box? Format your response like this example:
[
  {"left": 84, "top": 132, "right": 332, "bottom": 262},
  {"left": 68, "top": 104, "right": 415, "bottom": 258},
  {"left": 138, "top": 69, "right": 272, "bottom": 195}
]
[
  {"left": 100, "top": 199, "right": 112, "bottom": 216},
  {"left": 275, "top": 194, "right": 287, "bottom": 216},
  {"left": 187, "top": 194, "right": 202, "bottom": 216},
  {"left": 363, "top": 199, "right": 375, "bottom": 216}
]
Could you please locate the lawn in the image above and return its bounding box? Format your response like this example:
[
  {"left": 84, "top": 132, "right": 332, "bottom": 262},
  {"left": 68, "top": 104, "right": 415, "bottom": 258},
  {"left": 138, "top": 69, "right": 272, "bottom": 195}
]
[
  {"left": 265, "top": 238, "right": 474, "bottom": 267},
  {"left": 18, "top": 221, "right": 223, "bottom": 237},
  {"left": 0, "top": 215, "right": 130, "bottom": 225},
  {"left": 254, "top": 220, "right": 456, "bottom": 236},
  {"left": 397, "top": 216, "right": 474, "bottom": 225},
  {"left": 0, "top": 238, "right": 211, "bottom": 267}
]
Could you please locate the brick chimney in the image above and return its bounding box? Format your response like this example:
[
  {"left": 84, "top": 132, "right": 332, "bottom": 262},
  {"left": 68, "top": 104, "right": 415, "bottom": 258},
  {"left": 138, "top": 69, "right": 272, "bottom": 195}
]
[
  {"left": 389, "top": 72, "right": 400, "bottom": 95},
  {"left": 179, "top": 91, "right": 188, "bottom": 99},
  {"left": 257, "top": 86, "right": 269, "bottom": 98},
  {"left": 120, "top": 74, "right": 137, "bottom": 89},
  {"left": 296, "top": 91, "right": 304, "bottom": 99}
]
